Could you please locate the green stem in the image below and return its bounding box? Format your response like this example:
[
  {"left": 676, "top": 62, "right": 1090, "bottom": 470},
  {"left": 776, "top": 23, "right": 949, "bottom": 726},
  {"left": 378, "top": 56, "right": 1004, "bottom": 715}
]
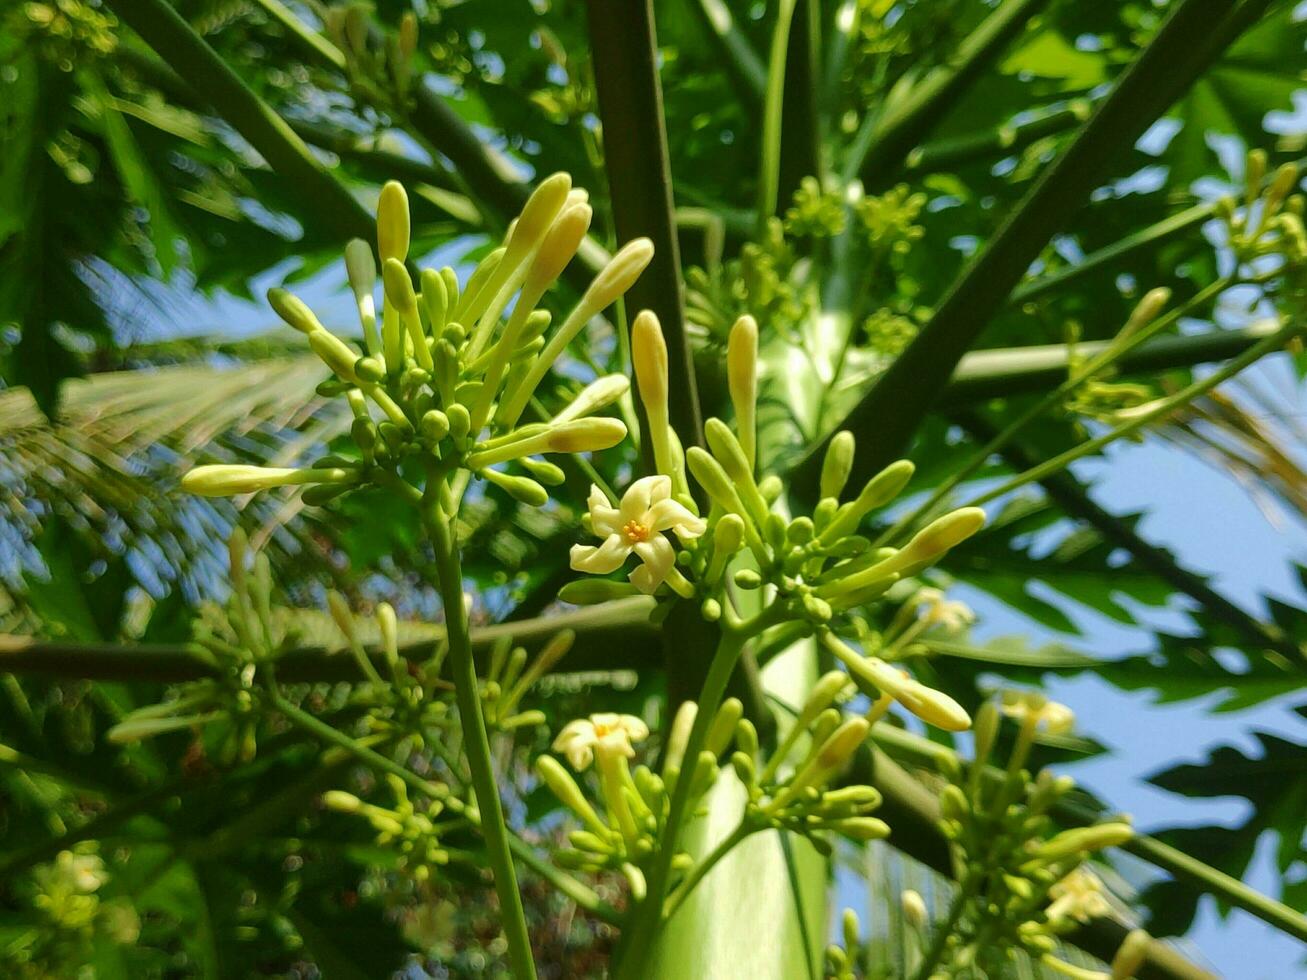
[
  {"left": 905, "top": 100, "right": 1092, "bottom": 175},
  {"left": 269, "top": 691, "right": 619, "bottom": 926},
  {"left": 661, "top": 820, "right": 754, "bottom": 920},
  {"left": 612, "top": 625, "right": 751, "bottom": 979},
  {"left": 757, "top": 0, "right": 801, "bottom": 225},
  {"left": 878, "top": 276, "right": 1233, "bottom": 546},
  {"left": 691, "top": 0, "right": 767, "bottom": 106},
  {"left": 418, "top": 484, "right": 537, "bottom": 980},
  {"left": 965, "top": 319, "right": 1303, "bottom": 508},
  {"left": 909, "top": 879, "right": 970, "bottom": 980}
]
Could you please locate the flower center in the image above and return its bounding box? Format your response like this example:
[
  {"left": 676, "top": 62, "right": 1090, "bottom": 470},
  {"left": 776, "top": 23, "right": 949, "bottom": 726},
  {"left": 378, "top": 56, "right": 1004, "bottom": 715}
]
[{"left": 622, "top": 520, "right": 650, "bottom": 543}]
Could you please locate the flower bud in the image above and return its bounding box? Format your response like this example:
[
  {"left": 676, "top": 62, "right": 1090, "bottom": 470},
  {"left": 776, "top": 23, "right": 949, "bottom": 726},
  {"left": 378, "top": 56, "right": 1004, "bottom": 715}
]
[
  {"left": 820, "top": 431, "right": 856, "bottom": 501},
  {"left": 828, "top": 817, "right": 890, "bottom": 841},
  {"left": 419, "top": 409, "right": 450, "bottom": 442},
  {"left": 1119, "top": 287, "right": 1171, "bottom": 340},
  {"left": 972, "top": 699, "right": 999, "bottom": 769},
  {"left": 182, "top": 464, "right": 354, "bottom": 497},
  {"left": 382, "top": 257, "right": 419, "bottom": 318},
  {"left": 558, "top": 579, "right": 641, "bottom": 605},
  {"left": 268, "top": 287, "right": 324, "bottom": 335},
  {"left": 816, "top": 717, "right": 870, "bottom": 771},
  {"left": 733, "top": 568, "right": 763, "bottom": 589},
  {"left": 714, "top": 513, "right": 746, "bottom": 556},
  {"left": 632, "top": 309, "right": 669, "bottom": 425},
  {"left": 701, "top": 597, "right": 722, "bottom": 621},
  {"left": 1110, "top": 929, "right": 1152, "bottom": 980},
  {"left": 1265, "top": 162, "right": 1300, "bottom": 217},
  {"left": 377, "top": 181, "right": 410, "bottom": 264},
  {"left": 552, "top": 374, "right": 631, "bottom": 424},
  {"left": 420, "top": 268, "right": 448, "bottom": 332},
  {"left": 821, "top": 785, "right": 881, "bottom": 811},
  {"left": 727, "top": 315, "right": 758, "bottom": 467},
  {"left": 706, "top": 698, "right": 743, "bottom": 757},
  {"left": 686, "top": 446, "right": 745, "bottom": 513},
  {"left": 819, "top": 459, "right": 915, "bottom": 543},
  {"left": 525, "top": 200, "right": 591, "bottom": 293},
  {"left": 481, "top": 468, "right": 548, "bottom": 507},
  {"left": 663, "top": 701, "right": 698, "bottom": 776},
  {"left": 892, "top": 890, "right": 925, "bottom": 929},
  {"left": 518, "top": 456, "right": 566, "bottom": 486},
  {"left": 447, "top": 404, "right": 471, "bottom": 443},
  {"left": 735, "top": 718, "right": 759, "bottom": 759},
  {"left": 376, "top": 601, "right": 399, "bottom": 666},
  {"left": 1036, "top": 823, "right": 1133, "bottom": 863},
  {"left": 796, "top": 671, "right": 850, "bottom": 732},
  {"left": 322, "top": 790, "right": 362, "bottom": 813},
  {"left": 536, "top": 755, "right": 607, "bottom": 834}
]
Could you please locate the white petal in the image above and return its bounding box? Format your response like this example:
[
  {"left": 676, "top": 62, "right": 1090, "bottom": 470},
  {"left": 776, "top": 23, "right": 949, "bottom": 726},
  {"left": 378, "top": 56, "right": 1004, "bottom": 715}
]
[
  {"left": 629, "top": 536, "right": 675, "bottom": 593},
  {"left": 569, "top": 535, "right": 633, "bottom": 574},
  {"left": 620, "top": 475, "right": 669, "bottom": 524},
  {"left": 644, "top": 498, "right": 707, "bottom": 540},
  {"left": 587, "top": 484, "right": 622, "bottom": 536}
]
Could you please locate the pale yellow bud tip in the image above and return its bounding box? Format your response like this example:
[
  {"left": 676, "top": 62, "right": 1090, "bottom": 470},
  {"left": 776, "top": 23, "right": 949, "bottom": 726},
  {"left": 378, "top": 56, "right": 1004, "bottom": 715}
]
[{"left": 377, "top": 181, "right": 411, "bottom": 264}]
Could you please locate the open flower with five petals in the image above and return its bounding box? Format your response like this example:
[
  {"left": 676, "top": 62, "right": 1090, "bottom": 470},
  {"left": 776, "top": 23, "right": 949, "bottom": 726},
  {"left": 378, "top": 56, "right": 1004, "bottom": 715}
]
[
  {"left": 552, "top": 713, "right": 650, "bottom": 771},
  {"left": 569, "top": 476, "right": 706, "bottom": 594}
]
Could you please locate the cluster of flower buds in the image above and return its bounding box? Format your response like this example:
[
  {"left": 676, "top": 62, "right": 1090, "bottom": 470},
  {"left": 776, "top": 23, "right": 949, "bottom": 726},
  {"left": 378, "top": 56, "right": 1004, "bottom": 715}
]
[
  {"left": 535, "top": 712, "right": 682, "bottom": 898},
  {"left": 323, "top": 4, "right": 421, "bottom": 106},
  {"left": 1218, "top": 150, "right": 1305, "bottom": 269},
  {"left": 106, "top": 530, "right": 282, "bottom": 763},
  {"left": 925, "top": 692, "right": 1137, "bottom": 977},
  {"left": 726, "top": 688, "right": 889, "bottom": 856},
  {"left": 182, "top": 174, "right": 651, "bottom": 515},
  {"left": 478, "top": 629, "right": 573, "bottom": 731},
  {"left": 1061, "top": 289, "right": 1172, "bottom": 428},
  {"left": 565, "top": 313, "right": 985, "bottom": 632},
  {"left": 822, "top": 907, "right": 865, "bottom": 980},
  {"left": 324, "top": 775, "right": 454, "bottom": 882}
]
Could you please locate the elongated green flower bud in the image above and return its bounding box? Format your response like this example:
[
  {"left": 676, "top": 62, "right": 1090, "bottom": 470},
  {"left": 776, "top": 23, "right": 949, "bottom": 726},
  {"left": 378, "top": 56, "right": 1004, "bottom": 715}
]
[
  {"left": 815, "top": 717, "right": 869, "bottom": 770},
  {"left": 268, "top": 287, "right": 324, "bottom": 335},
  {"left": 1118, "top": 287, "right": 1171, "bottom": 342},
  {"left": 536, "top": 755, "right": 608, "bottom": 835},
  {"left": 376, "top": 601, "right": 399, "bottom": 667},
  {"left": 821, "top": 506, "right": 984, "bottom": 597},
  {"left": 552, "top": 374, "right": 630, "bottom": 424},
  {"left": 377, "top": 180, "right": 410, "bottom": 264},
  {"left": 686, "top": 447, "right": 743, "bottom": 513},
  {"left": 466, "top": 417, "right": 627, "bottom": 468},
  {"left": 453, "top": 247, "right": 505, "bottom": 324},
  {"left": 706, "top": 698, "right": 743, "bottom": 757},
  {"left": 383, "top": 258, "right": 433, "bottom": 370},
  {"left": 821, "top": 431, "right": 856, "bottom": 501},
  {"left": 632, "top": 310, "right": 674, "bottom": 477},
  {"left": 518, "top": 456, "right": 565, "bottom": 486},
  {"left": 420, "top": 267, "right": 447, "bottom": 333},
  {"left": 322, "top": 790, "right": 363, "bottom": 813},
  {"left": 182, "top": 464, "right": 357, "bottom": 497},
  {"left": 727, "top": 315, "right": 758, "bottom": 468},
  {"left": 481, "top": 467, "right": 548, "bottom": 507},
  {"left": 704, "top": 418, "right": 768, "bottom": 524},
  {"left": 558, "top": 579, "right": 641, "bottom": 605},
  {"left": 819, "top": 459, "right": 915, "bottom": 543},
  {"left": 1034, "top": 823, "right": 1133, "bottom": 864},
  {"left": 829, "top": 817, "right": 890, "bottom": 841},
  {"left": 419, "top": 409, "right": 450, "bottom": 441},
  {"left": 344, "top": 239, "right": 382, "bottom": 356},
  {"left": 1265, "top": 162, "right": 1300, "bottom": 218},
  {"left": 1110, "top": 929, "right": 1152, "bottom": 980},
  {"left": 662, "top": 701, "right": 698, "bottom": 776},
  {"left": 498, "top": 238, "right": 654, "bottom": 426}
]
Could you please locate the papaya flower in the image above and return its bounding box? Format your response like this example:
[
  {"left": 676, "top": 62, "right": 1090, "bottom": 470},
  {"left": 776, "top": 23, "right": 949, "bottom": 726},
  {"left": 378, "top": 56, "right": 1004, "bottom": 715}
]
[
  {"left": 553, "top": 713, "right": 649, "bottom": 771},
  {"left": 569, "top": 476, "right": 706, "bottom": 595}
]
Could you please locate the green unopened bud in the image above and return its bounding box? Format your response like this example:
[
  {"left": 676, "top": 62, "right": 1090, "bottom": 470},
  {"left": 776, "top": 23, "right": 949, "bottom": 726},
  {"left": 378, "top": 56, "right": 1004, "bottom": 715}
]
[
  {"left": 1119, "top": 287, "right": 1171, "bottom": 341},
  {"left": 786, "top": 517, "right": 815, "bottom": 546},
  {"left": 1035, "top": 823, "right": 1133, "bottom": 863},
  {"left": 821, "top": 431, "right": 856, "bottom": 500},
  {"left": 829, "top": 816, "right": 890, "bottom": 841},
  {"left": 1110, "top": 929, "right": 1152, "bottom": 980},
  {"left": 447, "top": 404, "right": 471, "bottom": 443},
  {"left": 797, "top": 671, "right": 850, "bottom": 731},
  {"left": 568, "top": 830, "right": 611, "bottom": 854},
  {"left": 898, "top": 507, "right": 986, "bottom": 570},
  {"left": 420, "top": 268, "right": 448, "bottom": 332},
  {"left": 686, "top": 446, "right": 744, "bottom": 512},
  {"left": 821, "top": 785, "right": 881, "bottom": 811},
  {"left": 518, "top": 456, "right": 566, "bottom": 486},
  {"left": 820, "top": 460, "right": 915, "bottom": 543},
  {"left": 322, "top": 790, "right": 363, "bottom": 813},
  {"left": 1265, "top": 162, "right": 1300, "bottom": 217},
  {"left": 731, "top": 750, "right": 756, "bottom": 785},
  {"left": 707, "top": 698, "right": 743, "bottom": 756},
  {"left": 382, "top": 257, "right": 419, "bottom": 317},
  {"left": 815, "top": 717, "right": 869, "bottom": 772},
  {"left": 701, "top": 597, "right": 722, "bottom": 621},
  {"left": 377, "top": 181, "right": 410, "bottom": 264},
  {"left": 420, "top": 409, "right": 450, "bottom": 441},
  {"left": 376, "top": 601, "right": 399, "bottom": 666},
  {"left": 735, "top": 718, "right": 759, "bottom": 758},
  {"left": 536, "top": 755, "right": 607, "bottom": 834},
  {"left": 714, "top": 513, "right": 746, "bottom": 556},
  {"left": 355, "top": 356, "right": 385, "bottom": 383},
  {"left": 552, "top": 374, "right": 631, "bottom": 424},
  {"left": 733, "top": 568, "right": 763, "bottom": 589},
  {"left": 481, "top": 468, "right": 548, "bottom": 507},
  {"left": 519, "top": 309, "right": 553, "bottom": 346},
  {"left": 901, "top": 889, "right": 927, "bottom": 927},
  {"left": 727, "top": 314, "right": 758, "bottom": 468},
  {"left": 972, "top": 699, "right": 999, "bottom": 769},
  {"left": 526, "top": 202, "right": 593, "bottom": 295},
  {"left": 663, "top": 701, "right": 697, "bottom": 776},
  {"left": 181, "top": 464, "right": 355, "bottom": 497},
  {"left": 758, "top": 474, "right": 783, "bottom": 502},
  {"left": 268, "top": 287, "right": 323, "bottom": 335},
  {"left": 802, "top": 593, "right": 833, "bottom": 622},
  {"left": 558, "top": 579, "right": 641, "bottom": 605},
  {"left": 632, "top": 311, "right": 671, "bottom": 469},
  {"left": 939, "top": 784, "right": 969, "bottom": 821},
  {"left": 507, "top": 172, "right": 572, "bottom": 266}
]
